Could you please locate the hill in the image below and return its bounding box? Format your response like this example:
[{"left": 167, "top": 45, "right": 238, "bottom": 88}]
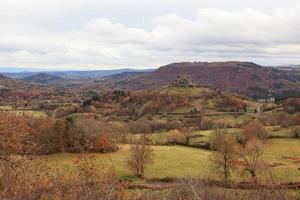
[
  {"left": 111, "top": 61, "right": 300, "bottom": 99},
  {"left": 0, "top": 74, "right": 58, "bottom": 104},
  {"left": 4, "top": 69, "right": 154, "bottom": 79},
  {"left": 22, "top": 73, "right": 63, "bottom": 84},
  {"left": 0, "top": 74, "right": 26, "bottom": 89}
]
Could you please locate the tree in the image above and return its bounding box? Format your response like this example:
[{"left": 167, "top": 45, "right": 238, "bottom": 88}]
[
  {"left": 29, "top": 117, "right": 60, "bottom": 154},
  {"left": 243, "top": 103, "right": 247, "bottom": 112},
  {"left": 221, "top": 96, "right": 244, "bottom": 113},
  {"left": 242, "top": 121, "right": 268, "bottom": 142},
  {"left": 65, "top": 118, "right": 119, "bottom": 153},
  {"left": 239, "top": 139, "right": 265, "bottom": 182},
  {"left": 54, "top": 119, "right": 67, "bottom": 152},
  {"left": 210, "top": 129, "right": 238, "bottom": 184},
  {"left": 0, "top": 113, "right": 32, "bottom": 158},
  {"left": 128, "top": 135, "right": 153, "bottom": 179},
  {"left": 107, "top": 122, "right": 128, "bottom": 143}
]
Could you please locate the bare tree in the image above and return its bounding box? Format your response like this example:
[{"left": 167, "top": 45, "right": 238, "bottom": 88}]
[
  {"left": 107, "top": 122, "right": 128, "bottom": 143},
  {"left": 128, "top": 134, "right": 153, "bottom": 179},
  {"left": 239, "top": 139, "right": 265, "bottom": 182},
  {"left": 210, "top": 129, "right": 238, "bottom": 184}
]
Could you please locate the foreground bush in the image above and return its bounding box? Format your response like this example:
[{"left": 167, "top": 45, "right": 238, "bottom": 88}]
[
  {"left": 0, "top": 113, "right": 119, "bottom": 156},
  {"left": 140, "top": 179, "right": 295, "bottom": 200},
  {"left": 0, "top": 155, "right": 127, "bottom": 200}
]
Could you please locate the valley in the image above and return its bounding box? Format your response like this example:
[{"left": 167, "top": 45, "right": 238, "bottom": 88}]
[{"left": 1, "top": 62, "right": 300, "bottom": 199}]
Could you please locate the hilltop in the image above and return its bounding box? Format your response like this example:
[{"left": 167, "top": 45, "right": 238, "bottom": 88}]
[
  {"left": 110, "top": 61, "right": 300, "bottom": 99},
  {"left": 22, "top": 73, "right": 63, "bottom": 84}
]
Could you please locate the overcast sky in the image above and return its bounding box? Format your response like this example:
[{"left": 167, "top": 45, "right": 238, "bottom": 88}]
[{"left": 1, "top": 0, "right": 300, "bottom": 70}]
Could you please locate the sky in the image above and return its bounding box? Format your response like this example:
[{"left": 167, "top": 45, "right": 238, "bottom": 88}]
[{"left": 0, "top": 0, "right": 300, "bottom": 70}]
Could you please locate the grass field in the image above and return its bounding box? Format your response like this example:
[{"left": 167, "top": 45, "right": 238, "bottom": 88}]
[
  {"left": 263, "top": 139, "right": 300, "bottom": 182},
  {"left": 32, "top": 138, "right": 300, "bottom": 182},
  {"left": 207, "top": 114, "right": 253, "bottom": 127},
  {"left": 163, "top": 86, "right": 211, "bottom": 97},
  {"left": 34, "top": 145, "right": 212, "bottom": 180},
  {"left": 266, "top": 126, "right": 293, "bottom": 138},
  {"left": 5, "top": 110, "right": 48, "bottom": 118}
]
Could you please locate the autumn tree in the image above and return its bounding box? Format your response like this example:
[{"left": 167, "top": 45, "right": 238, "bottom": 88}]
[
  {"left": 0, "top": 113, "right": 32, "bottom": 158},
  {"left": 128, "top": 134, "right": 153, "bottom": 179},
  {"left": 221, "top": 95, "right": 245, "bottom": 113},
  {"left": 29, "top": 117, "right": 64, "bottom": 154},
  {"left": 54, "top": 119, "right": 68, "bottom": 152},
  {"left": 210, "top": 129, "right": 238, "bottom": 184},
  {"left": 283, "top": 97, "right": 300, "bottom": 114},
  {"left": 242, "top": 121, "right": 268, "bottom": 142},
  {"left": 106, "top": 122, "right": 128, "bottom": 143}
]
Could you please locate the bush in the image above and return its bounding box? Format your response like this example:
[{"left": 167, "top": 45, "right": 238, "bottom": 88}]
[
  {"left": 83, "top": 105, "right": 97, "bottom": 113},
  {"left": 283, "top": 98, "right": 300, "bottom": 114},
  {"left": 53, "top": 105, "right": 81, "bottom": 117},
  {"left": 242, "top": 121, "right": 268, "bottom": 141},
  {"left": 0, "top": 155, "right": 126, "bottom": 199},
  {"left": 258, "top": 113, "right": 279, "bottom": 126},
  {"left": 29, "top": 118, "right": 62, "bottom": 154},
  {"left": 89, "top": 134, "right": 119, "bottom": 153},
  {"left": 1, "top": 115, "right": 119, "bottom": 155},
  {"left": 127, "top": 121, "right": 151, "bottom": 134},
  {"left": 65, "top": 118, "right": 119, "bottom": 153},
  {"left": 199, "top": 118, "right": 214, "bottom": 130},
  {"left": 0, "top": 114, "right": 32, "bottom": 156},
  {"left": 167, "top": 130, "right": 186, "bottom": 145},
  {"left": 277, "top": 112, "right": 295, "bottom": 128},
  {"left": 290, "top": 127, "right": 300, "bottom": 138},
  {"left": 140, "top": 179, "right": 294, "bottom": 200}
]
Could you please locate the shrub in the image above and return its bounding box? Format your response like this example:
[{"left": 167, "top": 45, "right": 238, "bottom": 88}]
[
  {"left": 140, "top": 178, "right": 294, "bottom": 200},
  {"left": 92, "top": 134, "right": 119, "bottom": 153},
  {"left": 167, "top": 129, "right": 186, "bottom": 145},
  {"left": 242, "top": 121, "right": 268, "bottom": 141},
  {"left": 277, "top": 112, "right": 295, "bottom": 128},
  {"left": 0, "top": 155, "right": 126, "bottom": 199},
  {"left": 53, "top": 105, "right": 81, "bottom": 117},
  {"left": 65, "top": 118, "right": 119, "bottom": 153},
  {"left": 199, "top": 118, "right": 214, "bottom": 130},
  {"left": 29, "top": 118, "right": 62, "bottom": 154},
  {"left": 283, "top": 98, "right": 300, "bottom": 114},
  {"left": 290, "top": 127, "right": 300, "bottom": 138},
  {"left": 127, "top": 121, "right": 151, "bottom": 134},
  {"left": 83, "top": 105, "right": 97, "bottom": 113},
  {"left": 258, "top": 113, "right": 279, "bottom": 126}
]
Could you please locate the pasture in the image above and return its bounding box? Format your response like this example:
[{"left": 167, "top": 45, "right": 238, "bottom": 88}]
[{"left": 31, "top": 138, "right": 300, "bottom": 182}]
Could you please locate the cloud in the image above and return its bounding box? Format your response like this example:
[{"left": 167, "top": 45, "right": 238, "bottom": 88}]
[{"left": 1, "top": 4, "right": 300, "bottom": 69}]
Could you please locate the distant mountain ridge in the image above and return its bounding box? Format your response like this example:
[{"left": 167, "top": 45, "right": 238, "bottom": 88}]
[
  {"left": 110, "top": 61, "right": 300, "bottom": 99},
  {"left": 3, "top": 69, "right": 154, "bottom": 79},
  {"left": 0, "top": 73, "right": 39, "bottom": 90}
]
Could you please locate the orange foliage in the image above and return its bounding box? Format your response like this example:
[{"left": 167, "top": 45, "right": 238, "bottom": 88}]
[{"left": 0, "top": 113, "right": 32, "bottom": 154}]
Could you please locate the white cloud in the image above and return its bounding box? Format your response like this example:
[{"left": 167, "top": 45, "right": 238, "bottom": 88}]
[{"left": 1, "top": 1, "right": 300, "bottom": 69}]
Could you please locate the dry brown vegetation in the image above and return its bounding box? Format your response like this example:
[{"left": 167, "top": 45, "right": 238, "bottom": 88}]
[{"left": 0, "top": 155, "right": 127, "bottom": 200}]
